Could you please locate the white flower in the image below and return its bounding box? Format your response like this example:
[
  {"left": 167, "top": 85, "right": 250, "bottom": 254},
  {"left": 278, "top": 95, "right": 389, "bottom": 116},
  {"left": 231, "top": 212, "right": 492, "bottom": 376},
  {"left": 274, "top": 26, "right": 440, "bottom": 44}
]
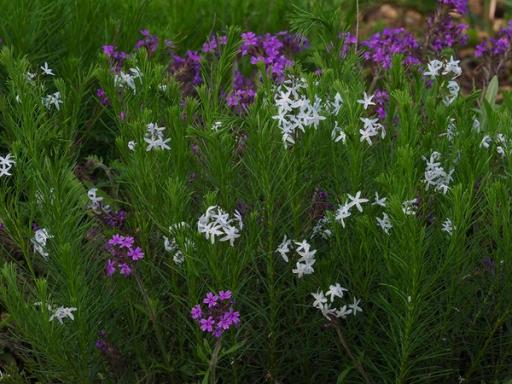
[
  {"left": 497, "top": 146, "right": 506, "bottom": 157},
  {"left": 42, "top": 92, "right": 63, "bottom": 111},
  {"left": 442, "top": 56, "right": 462, "bottom": 78},
  {"left": 443, "top": 81, "right": 460, "bottom": 106},
  {"left": 330, "top": 92, "right": 344, "bottom": 115},
  {"left": 347, "top": 191, "right": 368, "bottom": 213},
  {"left": 423, "top": 59, "right": 443, "bottom": 79},
  {"left": 335, "top": 305, "right": 352, "bottom": 319},
  {"left": 376, "top": 213, "right": 393, "bottom": 235},
  {"left": 480, "top": 135, "right": 492, "bottom": 149},
  {"left": 318, "top": 302, "right": 337, "bottom": 320},
  {"left": 114, "top": 67, "right": 142, "bottom": 94},
  {"left": 40, "top": 62, "right": 55, "bottom": 76},
  {"left": 401, "top": 199, "right": 417, "bottom": 216},
  {"left": 472, "top": 116, "right": 481, "bottom": 133},
  {"left": 212, "top": 121, "right": 222, "bottom": 131},
  {"left": 49, "top": 306, "right": 77, "bottom": 324},
  {"left": 276, "top": 235, "right": 292, "bottom": 262},
  {"left": 335, "top": 203, "right": 352, "bottom": 228},
  {"left": 87, "top": 188, "right": 104, "bottom": 213},
  {"left": 372, "top": 192, "right": 387, "bottom": 207},
  {"left": 311, "top": 290, "right": 328, "bottom": 308},
  {"left": 158, "top": 83, "right": 168, "bottom": 91},
  {"left": 173, "top": 250, "right": 185, "bottom": 265},
  {"left": 331, "top": 121, "right": 346, "bottom": 143},
  {"left": 441, "top": 218, "right": 455, "bottom": 236},
  {"left": 128, "top": 141, "right": 137, "bottom": 151},
  {"left": 0, "top": 153, "right": 15, "bottom": 177},
  {"left": 326, "top": 283, "right": 348, "bottom": 302},
  {"left": 348, "top": 297, "right": 363, "bottom": 316},
  {"left": 32, "top": 228, "right": 53, "bottom": 259},
  {"left": 26, "top": 71, "right": 36, "bottom": 82},
  {"left": 311, "top": 216, "right": 332, "bottom": 240},
  {"left": 292, "top": 258, "right": 316, "bottom": 278},
  {"left": 357, "top": 92, "right": 376, "bottom": 110},
  {"left": 359, "top": 117, "right": 385, "bottom": 145}
]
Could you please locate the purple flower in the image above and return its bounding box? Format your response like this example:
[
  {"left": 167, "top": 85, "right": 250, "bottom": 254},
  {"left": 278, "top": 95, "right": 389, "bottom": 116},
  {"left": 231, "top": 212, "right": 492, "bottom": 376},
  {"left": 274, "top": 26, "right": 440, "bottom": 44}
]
[
  {"left": 200, "top": 316, "right": 215, "bottom": 332},
  {"left": 135, "top": 29, "right": 159, "bottom": 55},
  {"left": 119, "top": 263, "right": 132, "bottom": 277},
  {"left": 191, "top": 304, "right": 202, "bottom": 320},
  {"left": 218, "top": 290, "right": 232, "bottom": 301},
  {"left": 128, "top": 246, "right": 144, "bottom": 261},
  {"left": 96, "top": 88, "right": 110, "bottom": 106},
  {"left": 439, "top": 0, "right": 468, "bottom": 14},
  {"left": 118, "top": 235, "right": 134, "bottom": 249},
  {"left": 102, "top": 44, "right": 127, "bottom": 72},
  {"left": 226, "top": 309, "right": 240, "bottom": 325},
  {"left": 203, "top": 292, "right": 219, "bottom": 308},
  {"left": 106, "top": 259, "right": 116, "bottom": 276},
  {"left": 202, "top": 34, "right": 227, "bottom": 54}
]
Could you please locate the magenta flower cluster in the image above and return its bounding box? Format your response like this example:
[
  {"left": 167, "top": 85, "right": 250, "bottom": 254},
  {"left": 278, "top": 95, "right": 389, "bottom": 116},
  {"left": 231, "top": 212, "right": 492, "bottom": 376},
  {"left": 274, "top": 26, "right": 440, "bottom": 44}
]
[
  {"left": 102, "top": 45, "right": 128, "bottom": 73},
  {"left": 191, "top": 290, "right": 240, "bottom": 338},
  {"left": 475, "top": 20, "right": 512, "bottom": 58},
  {"left": 426, "top": 0, "right": 468, "bottom": 52},
  {"left": 105, "top": 234, "right": 144, "bottom": 277},
  {"left": 360, "top": 28, "right": 421, "bottom": 69}
]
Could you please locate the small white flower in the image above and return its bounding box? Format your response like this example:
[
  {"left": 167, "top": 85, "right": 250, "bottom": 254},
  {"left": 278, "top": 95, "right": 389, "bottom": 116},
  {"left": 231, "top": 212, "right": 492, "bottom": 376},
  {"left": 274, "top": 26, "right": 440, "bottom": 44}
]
[
  {"left": 311, "top": 290, "right": 328, "bottom": 308},
  {"left": 42, "top": 91, "right": 63, "bottom": 111},
  {"left": 346, "top": 191, "right": 368, "bottom": 213},
  {"left": 348, "top": 297, "right": 363, "bottom": 316},
  {"left": 480, "top": 135, "right": 492, "bottom": 149},
  {"left": 32, "top": 228, "right": 53, "bottom": 259},
  {"left": 442, "top": 56, "right": 462, "bottom": 78},
  {"left": 497, "top": 146, "right": 506, "bottom": 157},
  {"left": 326, "top": 283, "right": 348, "bottom": 302},
  {"left": 401, "top": 199, "right": 417, "bottom": 216},
  {"left": 26, "top": 71, "right": 36, "bottom": 82},
  {"left": 335, "top": 203, "right": 352, "bottom": 228},
  {"left": 212, "top": 121, "right": 222, "bottom": 131},
  {"left": 0, "top": 153, "right": 15, "bottom": 177},
  {"left": 472, "top": 116, "right": 481, "bottom": 133},
  {"left": 197, "top": 206, "right": 242, "bottom": 246},
  {"left": 335, "top": 305, "right": 352, "bottom": 319},
  {"left": 331, "top": 121, "right": 346, "bottom": 143},
  {"left": 423, "top": 59, "right": 444, "bottom": 79},
  {"left": 40, "top": 62, "right": 55, "bottom": 76},
  {"left": 276, "top": 235, "right": 292, "bottom": 262},
  {"left": 144, "top": 122, "right": 171, "bottom": 151},
  {"left": 441, "top": 218, "right": 455, "bottom": 236},
  {"left": 422, "top": 151, "right": 454, "bottom": 194},
  {"left": 372, "top": 192, "right": 387, "bottom": 208},
  {"left": 87, "top": 188, "right": 104, "bottom": 213},
  {"left": 49, "top": 306, "right": 77, "bottom": 324},
  {"left": 128, "top": 140, "right": 137, "bottom": 151},
  {"left": 376, "top": 213, "right": 393, "bottom": 235},
  {"left": 357, "top": 92, "right": 376, "bottom": 110}
]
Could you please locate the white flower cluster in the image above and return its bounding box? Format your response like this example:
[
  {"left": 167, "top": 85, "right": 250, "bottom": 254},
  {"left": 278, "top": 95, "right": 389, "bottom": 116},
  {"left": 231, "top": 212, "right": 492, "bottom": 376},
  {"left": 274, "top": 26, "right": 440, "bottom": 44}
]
[
  {"left": 114, "top": 67, "right": 142, "bottom": 94},
  {"left": 423, "top": 56, "right": 462, "bottom": 106},
  {"left": 0, "top": 153, "right": 15, "bottom": 177},
  {"left": 422, "top": 151, "right": 454, "bottom": 194},
  {"left": 163, "top": 222, "right": 194, "bottom": 265},
  {"left": 276, "top": 237, "right": 317, "bottom": 278},
  {"left": 331, "top": 121, "right": 347, "bottom": 144},
  {"left": 334, "top": 191, "right": 369, "bottom": 228},
  {"left": 34, "top": 302, "right": 77, "bottom": 324},
  {"left": 144, "top": 122, "right": 171, "bottom": 151},
  {"left": 480, "top": 133, "right": 512, "bottom": 158},
  {"left": 42, "top": 91, "right": 63, "bottom": 111},
  {"left": 197, "top": 206, "right": 243, "bottom": 246},
  {"left": 311, "top": 283, "right": 362, "bottom": 320},
  {"left": 32, "top": 228, "right": 53, "bottom": 259},
  {"left": 272, "top": 77, "right": 331, "bottom": 148},
  {"left": 357, "top": 92, "right": 386, "bottom": 145},
  {"left": 442, "top": 118, "right": 457, "bottom": 143}
]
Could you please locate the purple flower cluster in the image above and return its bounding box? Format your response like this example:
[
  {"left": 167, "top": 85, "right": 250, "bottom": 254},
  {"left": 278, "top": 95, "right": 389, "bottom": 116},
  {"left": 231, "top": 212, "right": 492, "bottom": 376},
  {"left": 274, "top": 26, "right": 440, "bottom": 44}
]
[
  {"left": 361, "top": 28, "right": 420, "bottom": 69},
  {"left": 135, "top": 29, "right": 159, "bottom": 56},
  {"left": 240, "top": 31, "right": 307, "bottom": 82},
  {"left": 103, "top": 209, "right": 127, "bottom": 230},
  {"left": 105, "top": 234, "right": 144, "bottom": 277},
  {"left": 226, "top": 72, "right": 256, "bottom": 113},
  {"left": 96, "top": 88, "right": 110, "bottom": 106},
  {"left": 339, "top": 32, "right": 357, "bottom": 57},
  {"left": 426, "top": 0, "right": 468, "bottom": 52},
  {"left": 168, "top": 50, "right": 202, "bottom": 95},
  {"left": 475, "top": 20, "right": 512, "bottom": 58},
  {"left": 202, "top": 34, "right": 227, "bottom": 54},
  {"left": 102, "top": 45, "right": 128, "bottom": 73},
  {"left": 191, "top": 290, "right": 240, "bottom": 338}
]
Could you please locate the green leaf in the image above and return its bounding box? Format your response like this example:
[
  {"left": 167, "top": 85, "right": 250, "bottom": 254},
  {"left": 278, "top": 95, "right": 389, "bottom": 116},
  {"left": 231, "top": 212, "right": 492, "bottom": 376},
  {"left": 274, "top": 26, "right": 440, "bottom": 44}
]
[{"left": 485, "top": 75, "right": 499, "bottom": 106}]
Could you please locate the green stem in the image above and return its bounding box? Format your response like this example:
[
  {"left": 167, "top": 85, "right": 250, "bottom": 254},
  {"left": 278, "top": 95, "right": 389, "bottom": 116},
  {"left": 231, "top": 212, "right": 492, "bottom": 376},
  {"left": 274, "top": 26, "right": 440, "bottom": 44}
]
[{"left": 209, "top": 337, "right": 223, "bottom": 384}]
